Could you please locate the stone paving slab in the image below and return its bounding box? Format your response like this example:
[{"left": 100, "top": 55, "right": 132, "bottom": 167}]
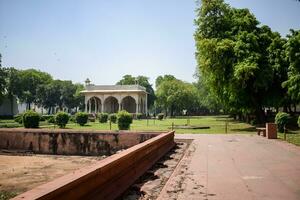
[{"left": 157, "top": 134, "right": 300, "bottom": 200}]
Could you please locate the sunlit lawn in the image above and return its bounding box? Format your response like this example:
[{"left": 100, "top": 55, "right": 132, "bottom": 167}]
[
  {"left": 46, "top": 115, "right": 256, "bottom": 134},
  {"left": 1, "top": 115, "right": 299, "bottom": 146}
]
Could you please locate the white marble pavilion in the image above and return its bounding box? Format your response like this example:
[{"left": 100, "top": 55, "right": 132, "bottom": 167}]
[{"left": 81, "top": 81, "right": 148, "bottom": 115}]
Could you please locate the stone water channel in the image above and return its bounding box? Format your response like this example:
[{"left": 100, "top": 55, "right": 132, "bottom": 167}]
[{"left": 0, "top": 129, "right": 186, "bottom": 200}]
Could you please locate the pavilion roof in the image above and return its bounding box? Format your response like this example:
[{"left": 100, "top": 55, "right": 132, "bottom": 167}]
[{"left": 81, "top": 84, "right": 147, "bottom": 93}]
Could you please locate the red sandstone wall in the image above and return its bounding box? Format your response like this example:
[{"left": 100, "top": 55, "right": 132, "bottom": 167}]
[
  {"left": 0, "top": 129, "right": 162, "bottom": 155},
  {"left": 12, "top": 131, "right": 175, "bottom": 200}
]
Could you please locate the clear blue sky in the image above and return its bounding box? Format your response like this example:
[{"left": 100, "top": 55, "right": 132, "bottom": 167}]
[{"left": 0, "top": 0, "right": 299, "bottom": 86}]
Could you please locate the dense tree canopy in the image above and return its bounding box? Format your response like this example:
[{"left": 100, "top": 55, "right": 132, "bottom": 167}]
[
  {"left": 155, "top": 76, "right": 200, "bottom": 116},
  {"left": 0, "top": 61, "right": 84, "bottom": 114},
  {"left": 195, "top": 0, "right": 300, "bottom": 123},
  {"left": 283, "top": 30, "right": 300, "bottom": 102}
]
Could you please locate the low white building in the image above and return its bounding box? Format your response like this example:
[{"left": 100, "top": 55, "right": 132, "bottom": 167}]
[{"left": 81, "top": 84, "right": 148, "bottom": 115}]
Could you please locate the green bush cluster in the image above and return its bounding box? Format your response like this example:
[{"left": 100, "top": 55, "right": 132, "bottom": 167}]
[
  {"left": 136, "top": 113, "right": 143, "bottom": 120},
  {"left": 99, "top": 113, "right": 109, "bottom": 123},
  {"left": 298, "top": 116, "right": 300, "bottom": 128},
  {"left": 75, "top": 112, "right": 88, "bottom": 126},
  {"left": 275, "top": 112, "right": 290, "bottom": 132},
  {"left": 109, "top": 113, "right": 117, "bottom": 123},
  {"left": 22, "top": 110, "right": 40, "bottom": 128},
  {"left": 55, "top": 112, "right": 69, "bottom": 128},
  {"left": 117, "top": 110, "right": 133, "bottom": 130},
  {"left": 14, "top": 114, "right": 23, "bottom": 124},
  {"left": 157, "top": 113, "right": 164, "bottom": 120}
]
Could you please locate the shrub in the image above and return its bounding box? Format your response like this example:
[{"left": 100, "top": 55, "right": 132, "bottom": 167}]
[
  {"left": 14, "top": 114, "right": 23, "bottom": 124},
  {"left": 157, "top": 113, "right": 164, "bottom": 120},
  {"left": 275, "top": 112, "right": 290, "bottom": 132},
  {"left": 136, "top": 113, "right": 143, "bottom": 120},
  {"left": 298, "top": 116, "right": 300, "bottom": 128},
  {"left": 117, "top": 110, "right": 133, "bottom": 130},
  {"left": 75, "top": 112, "right": 88, "bottom": 126},
  {"left": 99, "top": 113, "right": 109, "bottom": 123},
  {"left": 22, "top": 110, "right": 40, "bottom": 128},
  {"left": 55, "top": 112, "right": 69, "bottom": 128},
  {"left": 109, "top": 113, "right": 117, "bottom": 123}
]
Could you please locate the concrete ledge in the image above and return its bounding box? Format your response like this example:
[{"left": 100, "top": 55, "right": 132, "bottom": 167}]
[
  {"left": 0, "top": 128, "right": 164, "bottom": 155},
  {"left": 11, "top": 131, "right": 175, "bottom": 200}
]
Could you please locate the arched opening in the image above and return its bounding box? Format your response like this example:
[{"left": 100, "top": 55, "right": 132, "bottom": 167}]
[
  {"left": 121, "top": 96, "right": 136, "bottom": 113},
  {"left": 104, "top": 96, "right": 119, "bottom": 113},
  {"left": 87, "top": 97, "right": 102, "bottom": 113}
]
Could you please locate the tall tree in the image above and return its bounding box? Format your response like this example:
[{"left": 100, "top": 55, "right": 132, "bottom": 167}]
[
  {"left": 156, "top": 78, "right": 199, "bottom": 116},
  {"left": 4, "top": 67, "right": 22, "bottom": 114},
  {"left": 18, "top": 69, "right": 52, "bottom": 109},
  {"left": 283, "top": 30, "right": 300, "bottom": 103}
]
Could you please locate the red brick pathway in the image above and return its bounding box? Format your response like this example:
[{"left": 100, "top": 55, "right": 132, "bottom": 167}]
[{"left": 158, "top": 134, "right": 300, "bottom": 200}]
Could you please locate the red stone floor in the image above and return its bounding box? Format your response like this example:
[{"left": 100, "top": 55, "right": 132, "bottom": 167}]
[{"left": 158, "top": 134, "right": 300, "bottom": 200}]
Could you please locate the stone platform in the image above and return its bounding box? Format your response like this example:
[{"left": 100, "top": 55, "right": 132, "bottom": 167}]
[{"left": 158, "top": 134, "right": 300, "bottom": 200}]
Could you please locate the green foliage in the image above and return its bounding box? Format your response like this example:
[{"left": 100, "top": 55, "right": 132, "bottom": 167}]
[
  {"left": 275, "top": 112, "right": 290, "bottom": 132},
  {"left": 22, "top": 110, "right": 40, "bottom": 128},
  {"left": 109, "top": 113, "right": 117, "bottom": 123},
  {"left": 283, "top": 30, "right": 300, "bottom": 101},
  {"left": 17, "top": 69, "right": 53, "bottom": 109},
  {"left": 75, "top": 112, "right": 88, "bottom": 126},
  {"left": 157, "top": 113, "right": 164, "bottom": 120},
  {"left": 298, "top": 116, "right": 300, "bottom": 128},
  {"left": 37, "top": 80, "right": 84, "bottom": 112},
  {"left": 55, "top": 112, "right": 69, "bottom": 128},
  {"left": 136, "top": 113, "right": 143, "bottom": 120},
  {"left": 194, "top": 0, "right": 299, "bottom": 123},
  {"left": 156, "top": 78, "right": 199, "bottom": 116},
  {"left": 99, "top": 113, "right": 109, "bottom": 123},
  {"left": 14, "top": 114, "right": 23, "bottom": 124},
  {"left": 117, "top": 110, "right": 133, "bottom": 130}
]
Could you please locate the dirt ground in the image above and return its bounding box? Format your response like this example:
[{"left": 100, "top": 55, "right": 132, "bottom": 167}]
[{"left": 0, "top": 153, "right": 104, "bottom": 197}]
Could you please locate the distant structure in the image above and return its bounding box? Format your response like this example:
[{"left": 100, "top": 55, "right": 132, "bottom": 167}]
[{"left": 81, "top": 79, "right": 148, "bottom": 115}]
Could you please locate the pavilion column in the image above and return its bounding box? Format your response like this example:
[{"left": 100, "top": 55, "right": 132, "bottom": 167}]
[
  {"left": 88, "top": 100, "right": 91, "bottom": 114},
  {"left": 101, "top": 103, "right": 104, "bottom": 113},
  {"left": 118, "top": 102, "right": 121, "bottom": 111},
  {"left": 136, "top": 103, "right": 139, "bottom": 115},
  {"left": 85, "top": 100, "right": 87, "bottom": 112},
  {"left": 145, "top": 95, "right": 148, "bottom": 115},
  {"left": 94, "top": 99, "right": 97, "bottom": 113}
]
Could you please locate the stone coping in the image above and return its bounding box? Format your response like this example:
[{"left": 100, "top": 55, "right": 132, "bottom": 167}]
[{"left": 11, "top": 131, "right": 175, "bottom": 200}]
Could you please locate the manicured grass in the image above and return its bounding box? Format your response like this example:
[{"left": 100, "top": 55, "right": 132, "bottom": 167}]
[
  {"left": 278, "top": 130, "right": 300, "bottom": 146},
  {"left": 1, "top": 116, "right": 299, "bottom": 146},
  {"left": 42, "top": 115, "right": 257, "bottom": 134}
]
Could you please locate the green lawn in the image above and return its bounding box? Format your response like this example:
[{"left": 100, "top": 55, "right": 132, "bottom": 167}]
[
  {"left": 1, "top": 115, "right": 300, "bottom": 146},
  {"left": 46, "top": 115, "right": 256, "bottom": 134}
]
